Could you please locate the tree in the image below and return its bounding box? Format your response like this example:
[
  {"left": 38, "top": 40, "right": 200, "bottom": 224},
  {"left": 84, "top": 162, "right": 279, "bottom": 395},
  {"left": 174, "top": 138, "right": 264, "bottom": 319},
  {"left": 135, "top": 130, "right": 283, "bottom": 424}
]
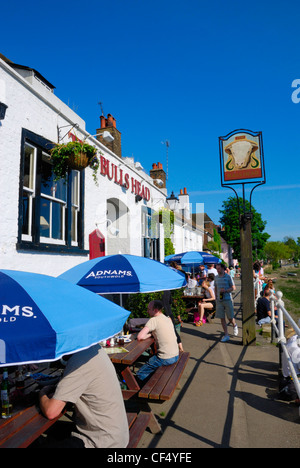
[
  {"left": 283, "top": 237, "right": 300, "bottom": 261},
  {"left": 264, "top": 241, "right": 291, "bottom": 264},
  {"left": 219, "top": 196, "right": 270, "bottom": 262}
]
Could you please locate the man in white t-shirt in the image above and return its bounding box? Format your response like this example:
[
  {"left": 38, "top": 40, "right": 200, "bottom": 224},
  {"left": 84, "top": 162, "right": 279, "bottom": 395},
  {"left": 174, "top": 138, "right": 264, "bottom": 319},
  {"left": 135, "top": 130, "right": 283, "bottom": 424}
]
[
  {"left": 136, "top": 300, "right": 179, "bottom": 381},
  {"left": 207, "top": 264, "right": 218, "bottom": 277}
]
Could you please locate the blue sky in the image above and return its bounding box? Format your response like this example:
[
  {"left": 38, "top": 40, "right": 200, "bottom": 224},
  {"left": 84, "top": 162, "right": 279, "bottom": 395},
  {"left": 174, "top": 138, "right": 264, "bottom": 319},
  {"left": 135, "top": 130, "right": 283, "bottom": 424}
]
[{"left": 2, "top": 0, "right": 300, "bottom": 241}]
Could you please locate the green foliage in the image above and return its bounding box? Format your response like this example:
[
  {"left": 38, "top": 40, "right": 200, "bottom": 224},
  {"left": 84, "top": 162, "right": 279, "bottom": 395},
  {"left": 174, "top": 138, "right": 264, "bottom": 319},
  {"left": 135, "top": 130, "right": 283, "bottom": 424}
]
[
  {"left": 274, "top": 267, "right": 300, "bottom": 319},
  {"left": 219, "top": 196, "right": 270, "bottom": 261},
  {"left": 152, "top": 208, "right": 175, "bottom": 257},
  {"left": 164, "top": 237, "right": 175, "bottom": 256},
  {"left": 264, "top": 241, "right": 291, "bottom": 263},
  {"left": 283, "top": 237, "right": 300, "bottom": 261},
  {"left": 125, "top": 289, "right": 188, "bottom": 322},
  {"left": 50, "top": 141, "right": 98, "bottom": 182}
]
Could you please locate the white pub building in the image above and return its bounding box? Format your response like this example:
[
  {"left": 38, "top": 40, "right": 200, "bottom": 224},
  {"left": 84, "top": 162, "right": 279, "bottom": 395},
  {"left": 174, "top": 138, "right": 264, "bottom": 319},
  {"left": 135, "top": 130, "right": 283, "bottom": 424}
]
[{"left": 0, "top": 53, "right": 206, "bottom": 277}]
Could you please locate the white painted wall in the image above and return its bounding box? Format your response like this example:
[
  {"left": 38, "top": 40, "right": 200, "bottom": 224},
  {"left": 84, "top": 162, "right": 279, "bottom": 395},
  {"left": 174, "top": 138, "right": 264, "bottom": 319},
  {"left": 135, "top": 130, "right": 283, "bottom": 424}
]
[{"left": 0, "top": 58, "right": 166, "bottom": 276}]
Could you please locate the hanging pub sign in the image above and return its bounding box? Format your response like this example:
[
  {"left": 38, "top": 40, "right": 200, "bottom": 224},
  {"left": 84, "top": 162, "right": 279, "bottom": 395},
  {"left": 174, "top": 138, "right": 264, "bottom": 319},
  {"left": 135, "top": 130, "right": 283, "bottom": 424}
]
[{"left": 219, "top": 129, "right": 265, "bottom": 185}]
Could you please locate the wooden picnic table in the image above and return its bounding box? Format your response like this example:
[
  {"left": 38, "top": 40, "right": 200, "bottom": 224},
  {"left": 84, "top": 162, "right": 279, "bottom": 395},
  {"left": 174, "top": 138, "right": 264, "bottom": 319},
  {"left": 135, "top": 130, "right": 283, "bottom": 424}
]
[
  {"left": 108, "top": 335, "right": 190, "bottom": 447},
  {"left": 108, "top": 335, "right": 155, "bottom": 400},
  {"left": 0, "top": 366, "right": 65, "bottom": 448},
  {"left": 0, "top": 337, "right": 189, "bottom": 449}
]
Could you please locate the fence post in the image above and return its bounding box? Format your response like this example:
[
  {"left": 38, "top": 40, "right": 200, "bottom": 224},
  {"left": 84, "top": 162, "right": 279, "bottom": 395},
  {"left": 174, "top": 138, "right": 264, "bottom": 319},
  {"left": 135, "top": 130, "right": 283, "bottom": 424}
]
[{"left": 276, "top": 292, "right": 286, "bottom": 345}]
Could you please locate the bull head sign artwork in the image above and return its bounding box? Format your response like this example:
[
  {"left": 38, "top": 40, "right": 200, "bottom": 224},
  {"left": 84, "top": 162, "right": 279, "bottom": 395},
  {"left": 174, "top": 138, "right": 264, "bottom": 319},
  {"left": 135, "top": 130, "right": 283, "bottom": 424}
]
[{"left": 219, "top": 130, "right": 265, "bottom": 183}]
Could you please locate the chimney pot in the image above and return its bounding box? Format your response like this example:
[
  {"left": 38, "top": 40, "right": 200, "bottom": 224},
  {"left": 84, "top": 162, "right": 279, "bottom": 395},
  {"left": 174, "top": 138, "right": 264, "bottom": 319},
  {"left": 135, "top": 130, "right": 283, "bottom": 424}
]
[
  {"left": 152, "top": 163, "right": 158, "bottom": 169},
  {"left": 100, "top": 115, "right": 106, "bottom": 129},
  {"left": 184, "top": 187, "right": 187, "bottom": 194},
  {"left": 107, "top": 114, "right": 114, "bottom": 127},
  {"left": 180, "top": 189, "right": 183, "bottom": 195}
]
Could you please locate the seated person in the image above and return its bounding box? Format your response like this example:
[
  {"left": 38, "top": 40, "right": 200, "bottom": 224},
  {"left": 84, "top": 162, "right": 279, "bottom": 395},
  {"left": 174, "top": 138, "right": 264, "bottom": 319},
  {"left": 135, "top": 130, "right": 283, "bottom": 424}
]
[
  {"left": 39, "top": 345, "right": 129, "bottom": 448},
  {"left": 262, "top": 279, "right": 276, "bottom": 296},
  {"left": 194, "top": 279, "right": 216, "bottom": 326},
  {"left": 207, "top": 273, "right": 215, "bottom": 295},
  {"left": 197, "top": 265, "right": 207, "bottom": 286},
  {"left": 256, "top": 287, "right": 272, "bottom": 326},
  {"left": 136, "top": 300, "right": 179, "bottom": 382},
  {"left": 187, "top": 273, "right": 198, "bottom": 289}
]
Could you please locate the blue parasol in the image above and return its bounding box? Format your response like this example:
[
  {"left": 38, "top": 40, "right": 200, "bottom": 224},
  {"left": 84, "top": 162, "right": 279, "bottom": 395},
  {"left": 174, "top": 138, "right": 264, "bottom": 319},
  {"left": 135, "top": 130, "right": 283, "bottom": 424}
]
[
  {"left": 0, "top": 270, "right": 130, "bottom": 367},
  {"left": 59, "top": 254, "right": 187, "bottom": 294},
  {"left": 165, "top": 251, "right": 222, "bottom": 265}
]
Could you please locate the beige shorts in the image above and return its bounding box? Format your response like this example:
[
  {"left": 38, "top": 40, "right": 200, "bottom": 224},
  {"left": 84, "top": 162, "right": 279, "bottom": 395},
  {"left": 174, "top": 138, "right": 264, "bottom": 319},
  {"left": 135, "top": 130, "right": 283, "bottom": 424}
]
[{"left": 215, "top": 300, "right": 234, "bottom": 320}]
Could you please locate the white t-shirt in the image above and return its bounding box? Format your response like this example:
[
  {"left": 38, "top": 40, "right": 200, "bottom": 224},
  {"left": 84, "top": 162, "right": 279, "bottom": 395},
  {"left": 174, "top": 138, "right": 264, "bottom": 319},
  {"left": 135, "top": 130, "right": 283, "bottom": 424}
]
[
  {"left": 207, "top": 267, "right": 218, "bottom": 277},
  {"left": 146, "top": 313, "right": 179, "bottom": 360}
]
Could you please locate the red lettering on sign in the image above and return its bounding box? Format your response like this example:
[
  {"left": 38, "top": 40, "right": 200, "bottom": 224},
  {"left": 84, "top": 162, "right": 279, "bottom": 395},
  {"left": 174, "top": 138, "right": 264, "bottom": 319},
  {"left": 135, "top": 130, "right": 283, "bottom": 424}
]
[{"left": 98, "top": 155, "right": 150, "bottom": 200}]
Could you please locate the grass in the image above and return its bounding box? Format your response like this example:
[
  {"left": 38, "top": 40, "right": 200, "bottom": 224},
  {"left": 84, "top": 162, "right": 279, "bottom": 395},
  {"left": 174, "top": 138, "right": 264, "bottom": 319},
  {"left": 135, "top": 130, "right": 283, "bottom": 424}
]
[{"left": 269, "top": 266, "right": 300, "bottom": 321}]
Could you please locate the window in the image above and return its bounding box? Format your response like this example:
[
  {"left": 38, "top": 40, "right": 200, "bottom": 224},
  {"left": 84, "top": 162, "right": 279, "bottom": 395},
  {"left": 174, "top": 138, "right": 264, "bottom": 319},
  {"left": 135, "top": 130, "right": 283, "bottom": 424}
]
[
  {"left": 141, "top": 207, "right": 160, "bottom": 260},
  {"left": 18, "top": 129, "right": 86, "bottom": 253},
  {"left": 39, "top": 152, "right": 67, "bottom": 244},
  {"left": 22, "top": 143, "right": 36, "bottom": 239}
]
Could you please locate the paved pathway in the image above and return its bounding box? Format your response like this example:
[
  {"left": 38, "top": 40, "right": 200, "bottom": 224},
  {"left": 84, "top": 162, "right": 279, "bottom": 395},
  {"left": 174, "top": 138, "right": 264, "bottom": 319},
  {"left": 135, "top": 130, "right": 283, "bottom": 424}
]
[{"left": 139, "top": 286, "right": 300, "bottom": 448}]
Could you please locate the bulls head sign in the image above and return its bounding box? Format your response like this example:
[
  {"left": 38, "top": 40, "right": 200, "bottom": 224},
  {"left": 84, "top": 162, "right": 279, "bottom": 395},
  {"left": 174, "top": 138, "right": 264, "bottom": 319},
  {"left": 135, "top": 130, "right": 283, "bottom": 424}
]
[{"left": 219, "top": 130, "right": 265, "bottom": 184}]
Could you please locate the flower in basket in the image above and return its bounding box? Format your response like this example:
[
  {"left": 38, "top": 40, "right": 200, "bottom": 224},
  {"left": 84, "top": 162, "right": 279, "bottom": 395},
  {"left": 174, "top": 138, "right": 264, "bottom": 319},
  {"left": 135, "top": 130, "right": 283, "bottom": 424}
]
[{"left": 50, "top": 141, "right": 99, "bottom": 182}]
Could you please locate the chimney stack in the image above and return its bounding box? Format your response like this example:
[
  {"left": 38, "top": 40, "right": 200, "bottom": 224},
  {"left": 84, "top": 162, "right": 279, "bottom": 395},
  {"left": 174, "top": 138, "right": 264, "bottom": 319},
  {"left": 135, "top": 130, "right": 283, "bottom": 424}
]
[
  {"left": 96, "top": 113, "right": 122, "bottom": 158},
  {"left": 178, "top": 187, "right": 190, "bottom": 219},
  {"left": 150, "top": 162, "right": 166, "bottom": 189}
]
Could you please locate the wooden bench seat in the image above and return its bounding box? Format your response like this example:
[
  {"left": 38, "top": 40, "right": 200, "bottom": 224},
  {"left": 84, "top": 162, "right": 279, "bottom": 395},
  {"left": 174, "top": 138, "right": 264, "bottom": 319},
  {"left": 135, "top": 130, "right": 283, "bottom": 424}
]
[
  {"left": 138, "top": 351, "right": 190, "bottom": 401},
  {"left": 126, "top": 411, "right": 152, "bottom": 448}
]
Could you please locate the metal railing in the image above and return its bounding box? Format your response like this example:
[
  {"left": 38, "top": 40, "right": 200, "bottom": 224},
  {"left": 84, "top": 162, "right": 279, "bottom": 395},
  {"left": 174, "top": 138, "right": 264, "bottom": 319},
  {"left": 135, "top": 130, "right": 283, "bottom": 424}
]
[{"left": 269, "top": 292, "right": 300, "bottom": 414}]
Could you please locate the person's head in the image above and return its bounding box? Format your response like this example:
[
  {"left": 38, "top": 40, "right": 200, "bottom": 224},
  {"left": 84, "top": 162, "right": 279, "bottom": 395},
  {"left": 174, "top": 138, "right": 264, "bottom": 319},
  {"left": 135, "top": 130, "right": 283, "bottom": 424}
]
[
  {"left": 201, "top": 279, "right": 210, "bottom": 289},
  {"left": 216, "top": 263, "right": 226, "bottom": 275},
  {"left": 263, "top": 287, "right": 271, "bottom": 297},
  {"left": 208, "top": 273, "right": 215, "bottom": 282},
  {"left": 253, "top": 261, "right": 261, "bottom": 272},
  {"left": 147, "top": 300, "right": 163, "bottom": 317},
  {"left": 170, "top": 261, "right": 180, "bottom": 270},
  {"left": 207, "top": 264, "right": 214, "bottom": 269}
]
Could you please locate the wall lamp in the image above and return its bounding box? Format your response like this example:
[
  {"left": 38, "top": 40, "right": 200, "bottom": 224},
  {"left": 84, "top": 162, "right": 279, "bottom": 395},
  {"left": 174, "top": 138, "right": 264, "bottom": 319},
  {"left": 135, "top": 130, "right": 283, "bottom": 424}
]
[
  {"left": 0, "top": 103, "right": 8, "bottom": 120},
  {"left": 85, "top": 131, "right": 115, "bottom": 143},
  {"left": 166, "top": 191, "right": 179, "bottom": 211}
]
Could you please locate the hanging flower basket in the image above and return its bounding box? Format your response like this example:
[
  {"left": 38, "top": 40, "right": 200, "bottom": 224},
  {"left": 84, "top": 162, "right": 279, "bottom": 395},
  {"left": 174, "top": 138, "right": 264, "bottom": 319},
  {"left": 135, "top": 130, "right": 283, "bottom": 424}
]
[
  {"left": 68, "top": 152, "right": 90, "bottom": 171},
  {"left": 50, "top": 141, "right": 99, "bottom": 183}
]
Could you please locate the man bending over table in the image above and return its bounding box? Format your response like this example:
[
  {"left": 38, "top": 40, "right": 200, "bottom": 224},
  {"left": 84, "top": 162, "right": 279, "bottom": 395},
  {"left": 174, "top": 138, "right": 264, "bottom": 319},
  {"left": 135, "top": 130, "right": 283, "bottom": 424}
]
[
  {"left": 39, "top": 344, "right": 129, "bottom": 448},
  {"left": 136, "top": 300, "right": 179, "bottom": 382}
]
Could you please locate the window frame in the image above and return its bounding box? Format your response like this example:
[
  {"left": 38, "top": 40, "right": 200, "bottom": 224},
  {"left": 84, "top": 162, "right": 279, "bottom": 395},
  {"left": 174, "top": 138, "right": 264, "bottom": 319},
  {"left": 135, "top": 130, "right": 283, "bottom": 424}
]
[{"left": 17, "top": 129, "right": 88, "bottom": 255}]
